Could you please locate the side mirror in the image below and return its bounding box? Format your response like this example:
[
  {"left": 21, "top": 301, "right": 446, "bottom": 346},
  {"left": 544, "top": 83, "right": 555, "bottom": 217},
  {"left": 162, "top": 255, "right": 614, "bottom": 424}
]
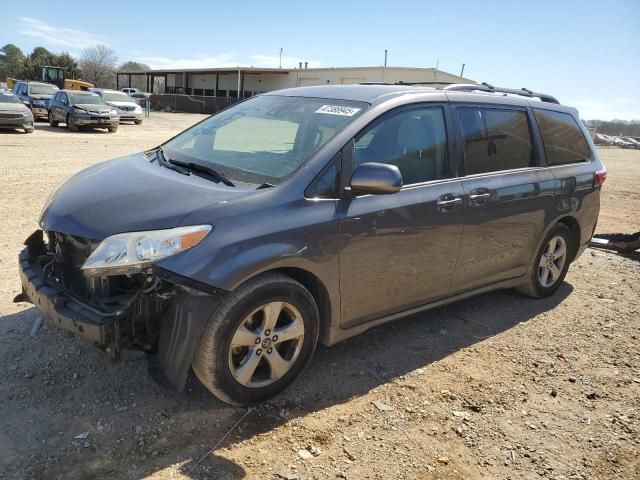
[{"left": 350, "top": 162, "right": 403, "bottom": 195}]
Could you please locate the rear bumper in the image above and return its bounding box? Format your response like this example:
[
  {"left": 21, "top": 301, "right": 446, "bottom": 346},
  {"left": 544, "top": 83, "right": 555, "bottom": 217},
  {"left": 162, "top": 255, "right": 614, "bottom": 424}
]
[{"left": 18, "top": 246, "right": 119, "bottom": 350}]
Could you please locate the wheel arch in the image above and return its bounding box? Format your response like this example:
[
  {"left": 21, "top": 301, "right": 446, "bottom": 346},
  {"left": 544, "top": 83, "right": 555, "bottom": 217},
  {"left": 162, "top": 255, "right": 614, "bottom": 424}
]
[
  {"left": 261, "top": 267, "right": 333, "bottom": 346},
  {"left": 556, "top": 215, "right": 581, "bottom": 261}
]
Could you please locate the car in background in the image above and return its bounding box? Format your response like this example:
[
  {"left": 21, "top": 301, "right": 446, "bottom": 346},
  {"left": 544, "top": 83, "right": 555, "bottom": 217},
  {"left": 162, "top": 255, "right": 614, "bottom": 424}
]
[
  {"left": 47, "top": 90, "right": 119, "bottom": 132},
  {"left": 121, "top": 87, "right": 142, "bottom": 96},
  {"left": 12, "top": 81, "right": 59, "bottom": 119},
  {"left": 91, "top": 88, "right": 143, "bottom": 124},
  {"left": 0, "top": 91, "right": 34, "bottom": 133},
  {"left": 622, "top": 137, "right": 640, "bottom": 149}
]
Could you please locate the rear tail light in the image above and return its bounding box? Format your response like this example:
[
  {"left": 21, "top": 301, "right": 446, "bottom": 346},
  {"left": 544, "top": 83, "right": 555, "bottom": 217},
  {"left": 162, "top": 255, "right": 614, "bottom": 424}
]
[{"left": 594, "top": 169, "right": 607, "bottom": 188}]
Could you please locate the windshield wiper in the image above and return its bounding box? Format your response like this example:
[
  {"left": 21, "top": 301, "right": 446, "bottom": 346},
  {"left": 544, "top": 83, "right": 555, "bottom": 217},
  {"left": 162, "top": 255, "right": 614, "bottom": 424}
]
[
  {"left": 168, "top": 159, "right": 235, "bottom": 187},
  {"left": 151, "top": 147, "right": 190, "bottom": 175}
]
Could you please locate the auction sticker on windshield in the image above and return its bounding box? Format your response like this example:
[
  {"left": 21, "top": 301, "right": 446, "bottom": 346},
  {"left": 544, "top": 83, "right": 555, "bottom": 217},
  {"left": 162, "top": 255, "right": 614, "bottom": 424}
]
[{"left": 315, "top": 105, "right": 361, "bottom": 116}]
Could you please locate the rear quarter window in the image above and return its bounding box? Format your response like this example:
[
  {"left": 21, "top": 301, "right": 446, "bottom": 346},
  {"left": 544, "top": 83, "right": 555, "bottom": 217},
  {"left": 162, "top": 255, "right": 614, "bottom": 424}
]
[{"left": 533, "top": 109, "right": 593, "bottom": 165}]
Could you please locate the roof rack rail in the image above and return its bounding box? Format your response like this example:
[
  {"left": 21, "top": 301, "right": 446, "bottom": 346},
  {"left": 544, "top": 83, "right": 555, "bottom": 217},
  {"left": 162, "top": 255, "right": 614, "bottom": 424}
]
[
  {"left": 358, "top": 81, "right": 455, "bottom": 86},
  {"left": 442, "top": 82, "right": 560, "bottom": 104}
]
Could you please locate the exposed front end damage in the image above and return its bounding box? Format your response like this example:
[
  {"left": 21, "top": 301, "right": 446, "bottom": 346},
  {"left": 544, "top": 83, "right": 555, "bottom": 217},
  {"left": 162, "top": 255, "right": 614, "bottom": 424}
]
[{"left": 17, "top": 230, "right": 223, "bottom": 390}]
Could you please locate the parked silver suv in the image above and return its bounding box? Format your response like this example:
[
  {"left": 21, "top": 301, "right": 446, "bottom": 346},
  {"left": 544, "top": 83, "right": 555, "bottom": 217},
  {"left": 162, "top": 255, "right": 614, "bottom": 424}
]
[{"left": 17, "top": 83, "right": 605, "bottom": 405}]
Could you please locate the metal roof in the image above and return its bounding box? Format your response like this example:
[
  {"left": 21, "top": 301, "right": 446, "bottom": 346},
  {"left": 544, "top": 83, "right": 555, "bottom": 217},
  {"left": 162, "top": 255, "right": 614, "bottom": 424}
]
[{"left": 117, "top": 67, "right": 291, "bottom": 75}]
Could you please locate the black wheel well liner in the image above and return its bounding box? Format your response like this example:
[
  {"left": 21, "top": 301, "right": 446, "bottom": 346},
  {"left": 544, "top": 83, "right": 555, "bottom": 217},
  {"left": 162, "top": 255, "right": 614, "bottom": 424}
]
[
  {"left": 556, "top": 216, "right": 581, "bottom": 261},
  {"left": 271, "top": 267, "right": 332, "bottom": 345}
]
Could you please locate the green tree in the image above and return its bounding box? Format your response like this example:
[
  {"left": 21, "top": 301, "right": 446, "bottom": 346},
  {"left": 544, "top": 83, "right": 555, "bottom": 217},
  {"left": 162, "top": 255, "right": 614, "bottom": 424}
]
[
  {"left": 55, "top": 52, "right": 80, "bottom": 78},
  {"left": 0, "top": 44, "right": 26, "bottom": 80}
]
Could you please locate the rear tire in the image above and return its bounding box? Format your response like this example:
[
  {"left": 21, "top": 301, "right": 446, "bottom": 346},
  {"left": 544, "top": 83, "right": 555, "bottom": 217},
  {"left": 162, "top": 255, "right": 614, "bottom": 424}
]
[
  {"left": 192, "top": 273, "right": 320, "bottom": 406},
  {"left": 516, "top": 223, "right": 574, "bottom": 298}
]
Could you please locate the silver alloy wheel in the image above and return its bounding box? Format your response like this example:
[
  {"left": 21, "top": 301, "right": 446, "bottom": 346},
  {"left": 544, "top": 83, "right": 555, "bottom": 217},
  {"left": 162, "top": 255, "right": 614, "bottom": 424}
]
[
  {"left": 538, "top": 235, "right": 567, "bottom": 288},
  {"left": 228, "top": 301, "right": 305, "bottom": 388}
]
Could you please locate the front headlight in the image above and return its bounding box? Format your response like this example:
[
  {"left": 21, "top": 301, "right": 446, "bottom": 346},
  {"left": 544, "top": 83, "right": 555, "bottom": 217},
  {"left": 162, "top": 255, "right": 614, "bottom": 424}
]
[
  {"left": 110, "top": 109, "right": 118, "bottom": 115},
  {"left": 82, "top": 225, "right": 212, "bottom": 276},
  {"left": 134, "top": 105, "right": 142, "bottom": 112}
]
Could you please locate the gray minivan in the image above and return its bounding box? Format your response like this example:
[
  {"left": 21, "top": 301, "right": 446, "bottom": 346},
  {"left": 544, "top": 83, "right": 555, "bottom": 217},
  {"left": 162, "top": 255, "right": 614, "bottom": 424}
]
[{"left": 17, "top": 84, "right": 606, "bottom": 405}]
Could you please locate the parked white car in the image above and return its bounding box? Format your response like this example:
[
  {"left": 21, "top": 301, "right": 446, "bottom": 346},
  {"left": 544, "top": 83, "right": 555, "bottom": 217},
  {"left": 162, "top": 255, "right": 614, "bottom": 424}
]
[{"left": 91, "top": 88, "right": 143, "bottom": 124}]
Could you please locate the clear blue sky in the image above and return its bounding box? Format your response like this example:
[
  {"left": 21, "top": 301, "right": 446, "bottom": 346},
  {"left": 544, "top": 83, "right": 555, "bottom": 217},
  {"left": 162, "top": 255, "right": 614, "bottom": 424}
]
[{"left": 2, "top": 0, "right": 638, "bottom": 120}]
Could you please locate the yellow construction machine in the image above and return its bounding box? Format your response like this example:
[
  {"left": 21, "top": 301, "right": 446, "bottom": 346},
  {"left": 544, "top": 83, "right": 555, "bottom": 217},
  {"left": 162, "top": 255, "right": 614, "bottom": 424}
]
[{"left": 5, "top": 66, "right": 93, "bottom": 91}]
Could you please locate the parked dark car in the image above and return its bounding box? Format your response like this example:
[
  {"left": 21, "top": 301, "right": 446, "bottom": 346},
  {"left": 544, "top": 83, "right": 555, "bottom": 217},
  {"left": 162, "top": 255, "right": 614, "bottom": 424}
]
[
  {"left": 48, "top": 90, "right": 119, "bottom": 132},
  {"left": 12, "top": 81, "right": 59, "bottom": 119},
  {"left": 0, "top": 91, "right": 34, "bottom": 133},
  {"left": 17, "top": 84, "right": 606, "bottom": 405}
]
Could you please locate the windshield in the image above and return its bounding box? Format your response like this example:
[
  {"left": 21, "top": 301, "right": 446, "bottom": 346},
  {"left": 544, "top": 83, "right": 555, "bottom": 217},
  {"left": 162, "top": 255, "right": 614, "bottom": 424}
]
[
  {"left": 163, "top": 95, "right": 367, "bottom": 184},
  {"left": 103, "top": 92, "right": 132, "bottom": 103},
  {"left": 69, "top": 93, "right": 106, "bottom": 105},
  {"left": 28, "top": 84, "right": 58, "bottom": 95},
  {"left": 0, "top": 93, "right": 21, "bottom": 104}
]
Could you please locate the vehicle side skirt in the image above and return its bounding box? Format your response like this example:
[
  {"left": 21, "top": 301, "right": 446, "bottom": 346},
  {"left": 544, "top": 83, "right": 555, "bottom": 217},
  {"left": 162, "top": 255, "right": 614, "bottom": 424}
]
[{"left": 326, "top": 275, "right": 528, "bottom": 345}]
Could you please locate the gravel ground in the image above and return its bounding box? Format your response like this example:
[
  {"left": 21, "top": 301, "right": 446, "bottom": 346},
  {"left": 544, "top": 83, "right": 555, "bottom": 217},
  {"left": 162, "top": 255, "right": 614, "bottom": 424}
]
[{"left": 0, "top": 115, "right": 638, "bottom": 480}]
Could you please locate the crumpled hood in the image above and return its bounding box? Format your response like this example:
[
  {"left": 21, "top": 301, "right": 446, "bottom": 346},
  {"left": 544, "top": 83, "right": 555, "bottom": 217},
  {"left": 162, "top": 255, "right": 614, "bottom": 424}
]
[
  {"left": 40, "top": 152, "right": 251, "bottom": 239},
  {"left": 73, "top": 103, "right": 112, "bottom": 114}
]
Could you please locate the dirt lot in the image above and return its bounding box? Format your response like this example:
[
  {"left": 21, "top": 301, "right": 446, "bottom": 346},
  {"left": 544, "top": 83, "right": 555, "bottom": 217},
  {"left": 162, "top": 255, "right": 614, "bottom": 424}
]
[{"left": 0, "top": 116, "right": 638, "bottom": 480}]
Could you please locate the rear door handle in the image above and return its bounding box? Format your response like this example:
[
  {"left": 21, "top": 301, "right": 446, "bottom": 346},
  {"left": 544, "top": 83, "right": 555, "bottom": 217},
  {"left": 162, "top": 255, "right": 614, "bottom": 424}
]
[
  {"left": 469, "top": 188, "right": 491, "bottom": 207},
  {"left": 437, "top": 194, "right": 462, "bottom": 212}
]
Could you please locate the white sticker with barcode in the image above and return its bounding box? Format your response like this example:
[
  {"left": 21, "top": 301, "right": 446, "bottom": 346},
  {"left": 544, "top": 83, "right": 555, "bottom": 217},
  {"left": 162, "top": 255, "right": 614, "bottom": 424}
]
[{"left": 315, "top": 105, "right": 361, "bottom": 116}]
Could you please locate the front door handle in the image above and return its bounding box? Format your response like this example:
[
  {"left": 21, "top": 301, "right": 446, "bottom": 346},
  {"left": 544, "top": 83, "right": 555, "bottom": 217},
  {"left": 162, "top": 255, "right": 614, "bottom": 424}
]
[
  {"left": 437, "top": 194, "right": 462, "bottom": 212},
  {"left": 469, "top": 188, "right": 491, "bottom": 207}
]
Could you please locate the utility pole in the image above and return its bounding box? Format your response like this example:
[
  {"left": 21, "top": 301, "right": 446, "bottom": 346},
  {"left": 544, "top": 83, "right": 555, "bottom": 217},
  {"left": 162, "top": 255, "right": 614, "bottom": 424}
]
[
  {"left": 460, "top": 63, "right": 466, "bottom": 77},
  {"left": 279, "top": 48, "right": 283, "bottom": 69}
]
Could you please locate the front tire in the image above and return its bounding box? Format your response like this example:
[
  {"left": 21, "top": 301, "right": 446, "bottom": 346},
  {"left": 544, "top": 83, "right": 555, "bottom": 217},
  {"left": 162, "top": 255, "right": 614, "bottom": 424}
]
[
  {"left": 48, "top": 111, "right": 58, "bottom": 127},
  {"left": 517, "top": 223, "right": 574, "bottom": 298},
  {"left": 67, "top": 114, "right": 79, "bottom": 132},
  {"left": 108, "top": 126, "right": 118, "bottom": 133},
  {"left": 193, "top": 273, "right": 320, "bottom": 406},
  {"left": 134, "top": 119, "right": 143, "bottom": 125}
]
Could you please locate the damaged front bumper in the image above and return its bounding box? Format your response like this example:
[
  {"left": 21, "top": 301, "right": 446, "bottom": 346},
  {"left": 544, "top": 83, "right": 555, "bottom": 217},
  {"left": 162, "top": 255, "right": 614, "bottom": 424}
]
[
  {"left": 18, "top": 246, "right": 122, "bottom": 353},
  {"left": 17, "top": 230, "right": 226, "bottom": 389}
]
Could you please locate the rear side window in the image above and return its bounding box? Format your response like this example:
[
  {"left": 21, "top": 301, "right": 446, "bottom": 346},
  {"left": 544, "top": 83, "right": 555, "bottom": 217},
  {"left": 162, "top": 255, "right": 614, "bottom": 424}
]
[
  {"left": 354, "top": 106, "right": 449, "bottom": 185},
  {"left": 533, "top": 109, "right": 592, "bottom": 165},
  {"left": 457, "top": 107, "right": 534, "bottom": 175}
]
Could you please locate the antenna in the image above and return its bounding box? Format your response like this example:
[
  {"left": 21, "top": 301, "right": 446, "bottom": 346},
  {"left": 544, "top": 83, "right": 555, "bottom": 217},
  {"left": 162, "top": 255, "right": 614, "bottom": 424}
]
[
  {"left": 433, "top": 58, "right": 439, "bottom": 81},
  {"left": 384, "top": 49, "right": 388, "bottom": 67},
  {"left": 279, "top": 48, "right": 283, "bottom": 69},
  {"left": 460, "top": 63, "right": 465, "bottom": 77}
]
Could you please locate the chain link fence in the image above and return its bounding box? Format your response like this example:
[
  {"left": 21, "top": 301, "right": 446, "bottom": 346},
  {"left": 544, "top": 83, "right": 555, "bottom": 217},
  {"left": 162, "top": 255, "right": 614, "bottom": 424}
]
[{"left": 148, "top": 94, "right": 241, "bottom": 114}]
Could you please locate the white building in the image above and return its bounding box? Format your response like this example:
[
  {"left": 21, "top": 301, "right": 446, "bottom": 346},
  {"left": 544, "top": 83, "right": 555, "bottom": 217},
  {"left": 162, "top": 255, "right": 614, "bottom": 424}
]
[{"left": 116, "top": 65, "right": 474, "bottom": 112}]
